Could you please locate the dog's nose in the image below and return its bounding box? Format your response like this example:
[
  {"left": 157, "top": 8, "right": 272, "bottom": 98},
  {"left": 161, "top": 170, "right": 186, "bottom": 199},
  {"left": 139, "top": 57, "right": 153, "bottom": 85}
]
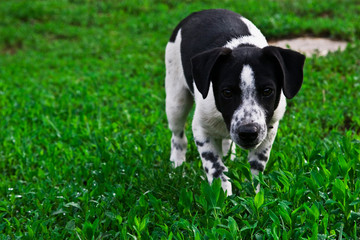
[{"left": 238, "top": 124, "right": 259, "bottom": 141}]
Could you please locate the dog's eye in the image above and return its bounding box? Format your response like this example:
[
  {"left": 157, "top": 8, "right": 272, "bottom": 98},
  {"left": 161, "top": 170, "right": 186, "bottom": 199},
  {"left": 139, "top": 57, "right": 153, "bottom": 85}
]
[
  {"left": 262, "top": 88, "right": 273, "bottom": 97},
  {"left": 222, "top": 89, "right": 233, "bottom": 98}
]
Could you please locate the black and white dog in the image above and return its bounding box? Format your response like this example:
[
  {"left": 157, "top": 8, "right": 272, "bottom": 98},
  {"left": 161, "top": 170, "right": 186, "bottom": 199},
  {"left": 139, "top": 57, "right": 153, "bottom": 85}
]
[{"left": 165, "top": 9, "right": 305, "bottom": 195}]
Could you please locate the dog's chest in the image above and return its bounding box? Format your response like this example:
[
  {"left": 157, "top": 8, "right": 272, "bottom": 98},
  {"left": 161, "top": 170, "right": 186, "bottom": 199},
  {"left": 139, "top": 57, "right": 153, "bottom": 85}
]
[{"left": 194, "top": 85, "right": 230, "bottom": 139}]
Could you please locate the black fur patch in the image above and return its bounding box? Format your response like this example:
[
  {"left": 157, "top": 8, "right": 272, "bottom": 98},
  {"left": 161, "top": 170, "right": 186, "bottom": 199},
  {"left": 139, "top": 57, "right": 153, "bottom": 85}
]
[
  {"left": 172, "top": 139, "right": 184, "bottom": 151},
  {"left": 175, "top": 9, "right": 251, "bottom": 92},
  {"left": 201, "top": 151, "right": 218, "bottom": 163},
  {"left": 212, "top": 162, "right": 225, "bottom": 178},
  {"left": 257, "top": 153, "right": 268, "bottom": 162},
  {"left": 195, "top": 138, "right": 210, "bottom": 147},
  {"left": 195, "top": 140, "right": 204, "bottom": 147},
  {"left": 249, "top": 160, "right": 264, "bottom": 172}
]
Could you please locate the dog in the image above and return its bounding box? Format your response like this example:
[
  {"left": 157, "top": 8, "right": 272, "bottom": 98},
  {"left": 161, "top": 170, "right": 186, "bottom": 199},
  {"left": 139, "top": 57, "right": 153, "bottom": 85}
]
[{"left": 165, "top": 9, "right": 305, "bottom": 196}]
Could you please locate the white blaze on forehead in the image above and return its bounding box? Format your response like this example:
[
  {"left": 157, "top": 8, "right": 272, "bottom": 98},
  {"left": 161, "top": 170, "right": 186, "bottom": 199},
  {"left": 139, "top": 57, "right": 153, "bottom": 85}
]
[
  {"left": 230, "top": 64, "right": 268, "bottom": 148},
  {"left": 240, "top": 64, "right": 255, "bottom": 89}
]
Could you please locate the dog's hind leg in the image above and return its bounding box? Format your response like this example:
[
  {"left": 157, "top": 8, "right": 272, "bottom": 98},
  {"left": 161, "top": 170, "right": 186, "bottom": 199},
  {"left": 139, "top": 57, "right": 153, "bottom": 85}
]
[
  {"left": 165, "top": 86, "right": 193, "bottom": 167},
  {"left": 165, "top": 38, "right": 194, "bottom": 167}
]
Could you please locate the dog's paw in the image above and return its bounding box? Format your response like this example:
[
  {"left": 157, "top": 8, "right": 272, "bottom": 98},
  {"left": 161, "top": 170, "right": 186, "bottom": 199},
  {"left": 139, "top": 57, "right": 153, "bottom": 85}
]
[
  {"left": 255, "top": 184, "right": 260, "bottom": 194},
  {"left": 170, "top": 154, "right": 186, "bottom": 168},
  {"left": 221, "top": 180, "right": 233, "bottom": 196},
  {"left": 170, "top": 135, "right": 187, "bottom": 167}
]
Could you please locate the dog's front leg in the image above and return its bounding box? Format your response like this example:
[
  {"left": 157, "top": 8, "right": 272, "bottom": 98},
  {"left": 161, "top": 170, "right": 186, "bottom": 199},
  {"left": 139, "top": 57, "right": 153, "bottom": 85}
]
[
  {"left": 248, "top": 121, "right": 279, "bottom": 192},
  {"left": 192, "top": 125, "right": 232, "bottom": 196}
]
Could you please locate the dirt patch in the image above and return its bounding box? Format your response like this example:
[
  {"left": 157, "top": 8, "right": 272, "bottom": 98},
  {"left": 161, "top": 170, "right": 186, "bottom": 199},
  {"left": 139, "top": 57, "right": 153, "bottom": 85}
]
[
  {"left": 269, "top": 37, "right": 347, "bottom": 56},
  {"left": 1, "top": 41, "right": 23, "bottom": 55}
]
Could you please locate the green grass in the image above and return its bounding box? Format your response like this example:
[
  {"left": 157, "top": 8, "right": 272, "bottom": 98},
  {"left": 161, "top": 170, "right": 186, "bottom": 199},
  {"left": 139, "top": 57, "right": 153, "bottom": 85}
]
[{"left": 0, "top": 0, "right": 360, "bottom": 239}]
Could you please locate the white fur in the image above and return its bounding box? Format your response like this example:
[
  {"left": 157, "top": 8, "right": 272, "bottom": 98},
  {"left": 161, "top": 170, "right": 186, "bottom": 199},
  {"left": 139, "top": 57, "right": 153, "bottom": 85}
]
[
  {"left": 193, "top": 83, "right": 229, "bottom": 139},
  {"left": 224, "top": 17, "right": 268, "bottom": 49},
  {"left": 272, "top": 91, "right": 287, "bottom": 123},
  {"left": 165, "top": 29, "right": 193, "bottom": 167},
  {"left": 241, "top": 64, "right": 255, "bottom": 87}
]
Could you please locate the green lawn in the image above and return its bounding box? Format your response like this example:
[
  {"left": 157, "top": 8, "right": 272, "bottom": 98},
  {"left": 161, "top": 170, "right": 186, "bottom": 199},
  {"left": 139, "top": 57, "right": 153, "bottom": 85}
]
[{"left": 0, "top": 0, "right": 360, "bottom": 239}]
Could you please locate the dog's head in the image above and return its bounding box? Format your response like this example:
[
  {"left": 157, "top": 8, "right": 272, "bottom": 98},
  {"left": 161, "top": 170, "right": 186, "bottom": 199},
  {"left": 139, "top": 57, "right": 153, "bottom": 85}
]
[{"left": 191, "top": 46, "right": 305, "bottom": 149}]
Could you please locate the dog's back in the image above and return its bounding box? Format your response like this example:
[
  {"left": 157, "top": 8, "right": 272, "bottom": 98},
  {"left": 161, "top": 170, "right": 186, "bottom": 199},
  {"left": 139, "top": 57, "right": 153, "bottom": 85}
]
[{"left": 168, "top": 9, "right": 256, "bottom": 92}]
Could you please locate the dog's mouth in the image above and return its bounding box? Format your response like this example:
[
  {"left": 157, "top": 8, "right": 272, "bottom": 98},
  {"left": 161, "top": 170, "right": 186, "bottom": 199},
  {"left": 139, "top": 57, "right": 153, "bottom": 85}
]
[
  {"left": 236, "top": 140, "right": 262, "bottom": 150},
  {"left": 238, "top": 143, "right": 257, "bottom": 150}
]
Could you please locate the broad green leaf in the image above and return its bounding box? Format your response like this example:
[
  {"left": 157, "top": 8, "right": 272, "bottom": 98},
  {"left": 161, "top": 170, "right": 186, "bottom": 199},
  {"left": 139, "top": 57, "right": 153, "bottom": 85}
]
[
  {"left": 215, "top": 228, "right": 233, "bottom": 240},
  {"left": 349, "top": 199, "right": 360, "bottom": 206},
  {"left": 354, "top": 222, "right": 357, "bottom": 240},
  {"left": 322, "top": 213, "right": 329, "bottom": 235},
  {"left": 228, "top": 216, "right": 238, "bottom": 236},
  {"left": 310, "top": 169, "right": 325, "bottom": 187},
  {"left": 116, "top": 215, "right": 123, "bottom": 225},
  {"left": 150, "top": 194, "right": 164, "bottom": 215},
  {"left": 310, "top": 223, "right": 318, "bottom": 240},
  {"left": 279, "top": 207, "right": 291, "bottom": 226},
  {"left": 240, "top": 220, "right": 258, "bottom": 232},
  {"left": 269, "top": 210, "right": 280, "bottom": 225},
  {"left": 27, "top": 225, "right": 35, "bottom": 238},
  {"left": 105, "top": 211, "right": 116, "bottom": 219},
  {"left": 52, "top": 208, "right": 66, "bottom": 216},
  {"left": 311, "top": 204, "right": 320, "bottom": 220},
  {"left": 271, "top": 223, "right": 279, "bottom": 240},
  {"left": 83, "top": 221, "right": 94, "bottom": 240},
  {"left": 349, "top": 211, "right": 360, "bottom": 222},
  {"left": 254, "top": 189, "right": 264, "bottom": 210},
  {"left": 64, "top": 202, "right": 82, "bottom": 210},
  {"left": 168, "top": 232, "right": 173, "bottom": 240},
  {"left": 332, "top": 178, "right": 346, "bottom": 203},
  {"left": 65, "top": 220, "right": 75, "bottom": 230},
  {"left": 140, "top": 214, "right": 149, "bottom": 232},
  {"left": 282, "top": 230, "right": 288, "bottom": 240}
]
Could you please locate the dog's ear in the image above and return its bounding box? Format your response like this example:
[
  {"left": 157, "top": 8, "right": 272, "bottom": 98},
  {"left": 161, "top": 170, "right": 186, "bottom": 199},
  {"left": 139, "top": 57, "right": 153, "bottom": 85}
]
[
  {"left": 191, "top": 47, "right": 232, "bottom": 99},
  {"left": 263, "top": 46, "right": 305, "bottom": 99}
]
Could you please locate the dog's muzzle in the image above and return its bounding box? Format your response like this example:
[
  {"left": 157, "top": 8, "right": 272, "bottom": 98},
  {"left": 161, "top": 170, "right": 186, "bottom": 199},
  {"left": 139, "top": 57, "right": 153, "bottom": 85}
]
[
  {"left": 238, "top": 123, "right": 259, "bottom": 141},
  {"left": 232, "top": 123, "right": 263, "bottom": 149},
  {"left": 237, "top": 123, "right": 260, "bottom": 149}
]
